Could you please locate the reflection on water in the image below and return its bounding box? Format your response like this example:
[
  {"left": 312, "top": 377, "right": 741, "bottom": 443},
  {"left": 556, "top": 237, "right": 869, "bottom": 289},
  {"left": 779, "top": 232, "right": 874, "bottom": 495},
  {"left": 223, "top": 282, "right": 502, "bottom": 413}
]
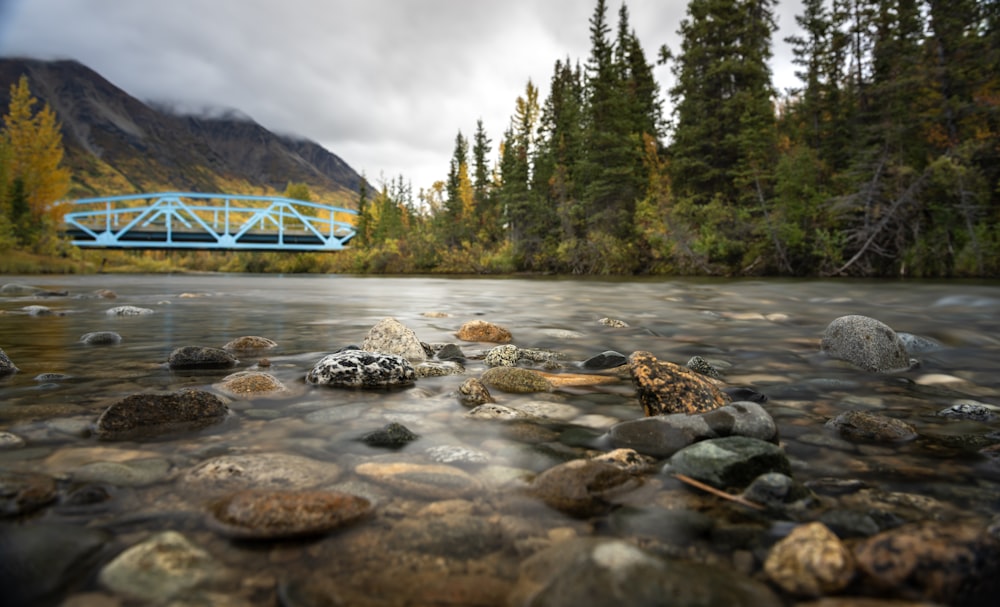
[{"left": 1, "top": 274, "right": 999, "bottom": 605}]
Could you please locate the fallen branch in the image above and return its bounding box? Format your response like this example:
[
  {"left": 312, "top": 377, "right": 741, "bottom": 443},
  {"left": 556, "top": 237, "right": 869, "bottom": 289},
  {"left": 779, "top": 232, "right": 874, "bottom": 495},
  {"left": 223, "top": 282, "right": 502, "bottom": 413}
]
[{"left": 672, "top": 473, "right": 766, "bottom": 510}]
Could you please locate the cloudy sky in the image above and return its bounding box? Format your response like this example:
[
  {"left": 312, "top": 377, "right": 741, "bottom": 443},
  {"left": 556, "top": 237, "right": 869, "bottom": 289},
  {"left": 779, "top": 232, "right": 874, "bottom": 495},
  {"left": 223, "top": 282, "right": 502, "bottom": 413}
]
[{"left": 0, "top": 0, "right": 804, "bottom": 194}]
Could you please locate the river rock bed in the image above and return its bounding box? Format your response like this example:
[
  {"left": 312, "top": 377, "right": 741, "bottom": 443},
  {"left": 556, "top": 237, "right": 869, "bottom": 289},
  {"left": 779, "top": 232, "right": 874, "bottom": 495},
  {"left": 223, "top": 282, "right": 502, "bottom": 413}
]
[{"left": 1, "top": 275, "right": 999, "bottom": 607}]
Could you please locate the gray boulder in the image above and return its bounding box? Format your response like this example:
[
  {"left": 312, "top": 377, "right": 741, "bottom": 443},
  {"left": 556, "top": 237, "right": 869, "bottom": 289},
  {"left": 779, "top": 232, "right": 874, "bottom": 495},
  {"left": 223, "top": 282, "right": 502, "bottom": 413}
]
[
  {"left": 361, "top": 317, "right": 427, "bottom": 361},
  {"left": 665, "top": 436, "right": 792, "bottom": 490},
  {"left": 820, "top": 314, "right": 913, "bottom": 373}
]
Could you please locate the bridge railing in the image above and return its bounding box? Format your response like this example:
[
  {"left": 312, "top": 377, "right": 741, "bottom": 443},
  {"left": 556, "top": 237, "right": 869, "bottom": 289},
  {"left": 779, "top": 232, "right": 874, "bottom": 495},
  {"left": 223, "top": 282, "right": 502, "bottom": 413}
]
[{"left": 62, "top": 192, "right": 358, "bottom": 251}]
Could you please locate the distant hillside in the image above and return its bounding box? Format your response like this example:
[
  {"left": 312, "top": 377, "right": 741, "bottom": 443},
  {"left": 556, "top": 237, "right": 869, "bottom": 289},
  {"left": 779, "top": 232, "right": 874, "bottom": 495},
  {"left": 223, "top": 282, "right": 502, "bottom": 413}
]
[{"left": 0, "top": 58, "right": 364, "bottom": 206}]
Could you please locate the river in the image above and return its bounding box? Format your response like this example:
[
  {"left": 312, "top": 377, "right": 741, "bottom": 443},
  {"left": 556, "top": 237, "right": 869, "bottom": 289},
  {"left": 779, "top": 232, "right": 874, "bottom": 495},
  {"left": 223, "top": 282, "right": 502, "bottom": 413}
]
[{"left": 1, "top": 274, "right": 999, "bottom": 606}]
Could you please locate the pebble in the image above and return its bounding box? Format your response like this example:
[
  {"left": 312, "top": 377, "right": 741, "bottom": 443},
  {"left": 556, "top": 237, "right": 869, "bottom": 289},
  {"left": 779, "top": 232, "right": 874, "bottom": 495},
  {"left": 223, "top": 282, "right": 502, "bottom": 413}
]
[
  {"left": 825, "top": 410, "right": 918, "bottom": 443},
  {"left": 98, "top": 531, "right": 225, "bottom": 603},
  {"left": 222, "top": 335, "right": 278, "bottom": 352},
  {"left": 105, "top": 305, "right": 154, "bottom": 316},
  {"left": 167, "top": 345, "right": 238, "bottom": 370},
  {"left": 628, "top": 351, "right": 731, "bottom": 415},
  {"left": 480, "top": 367, "right": 552, "bottom": 393},
  {"left": 215, "top": 371, "right": 287, "bottom": 397},
  {"left": 528, "top": 458, "right": 641, "bottom": 517},
  {"left": 79, "top": 331, "right": 122, "bottom": 345},
  {"left": 361, "top": 317, "right": 428, "bottom": 361},
  {"left": 820, "top": 315, "right": 912, "bottom": 373},
  {"left": 455, "top": 319, "right": 512, "bottom": 343},
  {"left": 665, "top": 436, "right": 792, "bottom": 490},
  {"left": 764, "top": 522, "right": 855, "bottom": 597},
  {"left": 0, "top": 470, "right": 58, "bottom": 516},
  {"left": 354, "top": 461, "right": 482, "bottom": 499},
  {"left": 305, "top": 349, "right": 416, "bottom": 388},
  {"left": 94, "top": 389, "right": 230, "bottom": 440},
  {"left": 205, "top": 489, "right": 372, "bottom": 540},
  {"left": 184, "top": 452, "right": 341, "bottom": 492}
]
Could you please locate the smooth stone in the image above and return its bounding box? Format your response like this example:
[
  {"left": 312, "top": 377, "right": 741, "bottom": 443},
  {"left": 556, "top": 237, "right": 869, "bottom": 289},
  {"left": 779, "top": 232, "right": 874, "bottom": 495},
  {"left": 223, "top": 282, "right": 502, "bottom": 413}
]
[
  {"left": 628, "top": 351, "right": 730, "bottom": 415},
  {"left": 80, "top": 331, "right": 122, "bottom": 346},
  {"left": 826, "top": 410, "right": 918, "bottom": 443},
  {"left": 740, "top": 472, "right": 815, "bottom": 509},
  {"left": 222, "top": 335, "right": 277, "bottom": 352},
  {"left": 528, "top": 459, "right": 641, "bottom": 518},
  {"left": 167, "top": 345, "right": 238, "bottom": 370},
  {"left": 105, "top": 305, "right": 154, "bottom": 316},
  {"left": 388, "top": 513, "right": 503, "bottom": 558},
  {"left": 480, "top": 367, "right": 552, "bottom": 393},
  {"left": 455, "top": 319, "right": 512, "bottom": 343},
  {"left": 896, "top": 331, "right": 944, "bottom": 354},
  {"left": 94, "top": 389, "right": 230, "bottom": 440},
  {"left": 581, "top": 350, "right": 628, "bottom": 370},
  {"left": 820, "top": 315, "right": 912, "bottom": 373},
  {"left": 434, "top": 343, "right": 466, "bottom": 361},
  {"left": 508, "top": 537, "right": 781, "bottom": 607},
  {"left": 72, "top": 458, "right": 172, "bottom": 487},
  {"left": 34, "top": 372, "right": 70, "bottom": 382},
  {"left": 606, "top": 506, "right": 715, "bottom": 544},
  {"left": 516, "top": 400, "right": 580, "bottom": 422},
  {"left": 0, "top": 470, "right": 58, "bottom": 516},
  {"left": 305, "top": 350, "right": 416, "bottom": 388},
  {"left": 98, "top": 531, "right": 224, "bottom": 603},
  {"left": 359, "top": 422, "right": 418, "bottom": 448},
  {"left": 484, "top": 344, "right": 520, "bottom": 367},
  {"left": 458, "top": 378, "right": 495, "bottom": 406},
  {"left": 665, "top": 436, "right": 792, "bottom": 490},
  {"left": 425, "top": 445, "right": 490, "bottom": 464},
  {"left": 214, "top": 371, "right": 287, "bottom": 397},
  {"left": 0, "top": 348, "right": 19, "bottom": 375},
  {"left": 205, "top": 489, "right": 372, "bottom": 540},
  {"left": 354, "top": 461, "right": 482, "bottom": 499},
  {"left": 466, "top": 403, "right": 533, "bottom": 421},
  {"left": 184, "top": 452, "right": 341, "bottom": 492},
  {"left": 764, "top": 522, "right": 855, "bottom": 597},
  {"left": 606, "top": 401, "right": 777, "bottom": 458},
  {"left": 361, "top": 317, "right": 427, "bottom": 361}
]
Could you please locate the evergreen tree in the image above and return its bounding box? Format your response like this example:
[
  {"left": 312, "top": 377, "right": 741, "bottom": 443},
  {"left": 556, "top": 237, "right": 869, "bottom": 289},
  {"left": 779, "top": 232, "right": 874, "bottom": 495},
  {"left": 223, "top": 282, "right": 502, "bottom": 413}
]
[
  {"left": 497, "top": 81, "right": 543, "bottom": 266},
  {"left": 471, "top": 119, "right": 500, "bottom": 242}
]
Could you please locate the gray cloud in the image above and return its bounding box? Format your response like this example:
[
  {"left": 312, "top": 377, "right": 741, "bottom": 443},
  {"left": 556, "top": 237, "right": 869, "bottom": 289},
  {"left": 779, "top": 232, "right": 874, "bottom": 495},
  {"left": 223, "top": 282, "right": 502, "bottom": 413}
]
[{"left": 0, "top": 0, "right": 803, "bottom": 193}]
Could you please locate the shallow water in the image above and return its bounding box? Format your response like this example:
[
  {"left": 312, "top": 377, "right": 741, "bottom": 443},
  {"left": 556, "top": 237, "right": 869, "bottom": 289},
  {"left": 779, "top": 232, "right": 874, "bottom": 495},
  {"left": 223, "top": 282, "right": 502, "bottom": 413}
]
[{"left": 1, "top": 274, "right": 999, "bottom": 605}]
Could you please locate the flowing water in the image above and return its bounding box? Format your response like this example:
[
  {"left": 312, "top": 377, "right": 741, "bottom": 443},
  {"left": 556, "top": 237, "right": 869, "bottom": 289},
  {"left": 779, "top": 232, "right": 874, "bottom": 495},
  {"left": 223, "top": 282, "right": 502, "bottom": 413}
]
[{"left": 1, "top": 273, "right": 999, "bottom": 606}]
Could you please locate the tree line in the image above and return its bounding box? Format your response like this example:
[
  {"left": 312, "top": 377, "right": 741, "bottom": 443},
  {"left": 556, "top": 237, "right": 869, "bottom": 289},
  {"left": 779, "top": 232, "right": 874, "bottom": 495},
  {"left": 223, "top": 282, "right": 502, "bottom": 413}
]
[{"left": 349, "top": 0, "right": 1000, "bottom": 277}]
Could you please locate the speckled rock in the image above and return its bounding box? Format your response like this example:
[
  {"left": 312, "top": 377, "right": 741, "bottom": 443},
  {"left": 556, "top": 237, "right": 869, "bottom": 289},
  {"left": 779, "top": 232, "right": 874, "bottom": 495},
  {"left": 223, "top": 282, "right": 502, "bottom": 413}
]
[
  {"left": 853, "top": 521, "right": 1000, "bottom": 604},
  {"left": 529, "top": 459, "right": 641, "bottom": 518},
  {"left": 581, "top": 350, "right": 628, "bottom": 370},
  {"left": 686, "top": 355, "right": 722, "bottom": 379},
  {"left": 591, "top": 449, "right": 657, "bottom": 474},
  {"left": 215, "top": 371, "right": 287, "bottom": 398},
  {"left": 0, "top": 347, "right": 19, "bottom": 375},
  {"left": 455, "top": 319, "right": 512, "bottom": 343},
  {"left": 820, "top": 315, "right": 913, "bottom": 373},
  {"left": 184, "top": 452, "right": 341, "bottom": 492},
  {"left": 466, "top": 403, "right": 533, "bottom": 420},
  {"left": 508, "top": 537, "right": 781, "bottom": 607},
  {"left": 362, "top": 317, "right": 427, "bottom": 361},
  {"left": 0, "top": 470, "right": 58, "bottom": 516},
  {"left": 937, "top": 400, "right": 997, "bottom": 422},
  {"left": 598, "top": 317, "right": 629, "bottom": 328},
  {"left": 98, "top": 531, "right": 225, "bottom": 602},
  {"left": 764, "top": 522, "right": 855, "bottom": 597},
  {"left": 480, "top": 367, "right": 552, "bottom": 393},
  {"left": 306, "top": 350, "right": 415, "bottom": 388},
  {"left": 222, "top": 335, "right": 278, "bottom": 352},
  {"left": 458, "top": 377, "right": 495, "bottom": 406},
  {"left": 485, "top": 344, "right": 520, "bottom": 367},
  {"left": 167, "top": 345, "right": 238, "bottom": 370},
  {"left": 105, "top": 305, "right": 154, "bottom": 316},
  {"left": 414, "top": 360, "right": 464, "bottom": 377},
  {"left": 355, "top": 461, "right": 482, "bottom": 499},
  {"left": 205, "top": 489, "right": 372, "bottom": 540},
  {"left": 826, "top": 410, "right": 918, "bottom": 443},
  {"left": 425, "top": 445, "right": 490, "bottom": 464},
  {"left": 628, "top": 351, "right": 730, "bottom": 416},
  {"left": 94, "top": 389, "right": 230, "bottom": 440},
  {"left": 607, "top": 401, "right": 777, "bottom": 458},
  {"left": 80, "top": 331, "right": 122, "bottom": 346},
  {"left": 666, "top": 436, "right": 792, "bottom": 490},
  {"left": 359, "top": 422, "right": 418, "bottom": 447}
]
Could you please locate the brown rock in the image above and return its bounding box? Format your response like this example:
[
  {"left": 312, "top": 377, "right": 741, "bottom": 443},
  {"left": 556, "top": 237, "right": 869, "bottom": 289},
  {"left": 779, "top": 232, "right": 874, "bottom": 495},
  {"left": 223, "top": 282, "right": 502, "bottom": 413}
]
[
  {"left": 455, "top": 319, "right": 512, "bottom": 343},
  {"left": 0, "top": 470, "right": 58, "bottom": 517},
  {"left": 764, "top": 522, "right": 855, "bottom": 597},
  {"left": 480, "top": 367, "right": 552, "bottom": 393},
  {"left": 215, "top": 371, "right": 287, "bottom": 398},
  {"left": 529, "top": 459, "right": 641, "bottom": 518},
  {"left": 222, "top": 335, "right": 278, "bottom": 352},
  {"left": 826, "top": 410, "right": 918, "bottom": 443},
  {"left": 458, "top": 378, "right": 495, "bottom": 407},
  {"left": 206, "top": 489, "right": 372, "bottom": 540},
  {"left": 354, "top": 462, "right": 482, "bottom": 500},
  {"left": 628, "top": 351, "right": 731, "bottom": 416},
  {"left": 95, "top": 389, "right": 230, "bottom": 440},
  {"left": 534, "top": 370, "right": 621, "bottom": 388}
]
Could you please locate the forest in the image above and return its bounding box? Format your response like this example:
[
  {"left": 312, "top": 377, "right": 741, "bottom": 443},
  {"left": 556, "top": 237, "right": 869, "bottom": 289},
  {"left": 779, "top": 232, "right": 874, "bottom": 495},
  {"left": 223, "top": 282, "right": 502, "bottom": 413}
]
[{"left": 2, "top": 0, "right": 999, "bottom": 278}]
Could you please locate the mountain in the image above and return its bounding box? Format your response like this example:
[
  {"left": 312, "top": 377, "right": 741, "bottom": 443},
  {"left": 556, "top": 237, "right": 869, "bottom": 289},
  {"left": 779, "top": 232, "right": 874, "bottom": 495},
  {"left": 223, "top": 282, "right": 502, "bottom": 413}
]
[{"left": 0, "top": 58, "right": 364, "bottom": 206}]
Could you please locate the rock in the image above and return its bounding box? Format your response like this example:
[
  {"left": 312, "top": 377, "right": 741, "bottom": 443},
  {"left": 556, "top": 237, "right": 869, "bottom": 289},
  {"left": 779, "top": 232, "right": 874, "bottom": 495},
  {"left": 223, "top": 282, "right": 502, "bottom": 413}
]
[
  {"left": 818, "top": 509, "right": 881, "bottom": 539},
  {"left": 0, "top": 432, "right": 25, "bottom": 449},
  {"left": 686, "top": 355, "right": 722, "bottom": 379},
  {"left": 359, "top": 422, "right": 418, "bottom": 448},
  {"left": 98, "top": 531, "right": 225, "bottom": 603},
  {"left": 455, "top": 319, "right": 512, "bottom": 343},
  {"left": 896, "top": 332, "right": 944, "bottom": 354},
  {"left": 820, "top": 315, "right": 913, "bottom": 373},
  {"left": 105, "top": 305, "right": 154, "bottom": 316},
  {"left": 414, "top": 360, "right": 464, "bottom": 378},
  {"left": 0, "top": 523, "right": 110, "bottom": 607},
  {"left": 184, "top": 452, "right": 341, "bottom": 492},
  {"left": 741, "top": 472, "right": 815, "bottom": 510},
  {"left": 0, "top": 348, "right": 19, "bottom": 375},
  {"left": 214, "top": 371, "right": 287, "bottom": 398},
  {"left": 167, "top": 345, "right": 238, "bottom": 370},
  {"left": 764, "top": 522, "right": 855, "bottom": 597},
  {"left": 94, "top": 289, "right": 117, "bottom": 298},
  {"left": 534, "top": 370, "right": 620, "bottom": 388},
  {"left": 722, "top": 386, "right": 768, "bottom": 403},
  {"left": 581, "top": 350, "right": 628, "bottom": 370},
  {"left": 80, "top": 331, "right": 122, "bottom": 346},
  {"left": 937, "top": 400, "right": 997, "bottom": 422},
  {"left": 528, "top": 459, "right": 640, "bottom": 518},
  {"left": 94, "top": 389, "right": 230, "bottom": 440},
  {"left": 826, "top": 410, "right": 918, "bottom": 443},
  {"left": 458, "top": 377, "right": 495, "bottom": 406},
  {"left": 205, "top": 489, "right": 372, "bottom": 540},
  {"left": 480, "top": 367, "right": 552, "bottom": 393},
  {"left": 485, "top": 344, "right": 520, "bottom": 367},
  {"left": 590, "top": 448, "right": 657, "bottom": 474},
  {"left": 628, "top": 351, "right": 730, "bottom": 416},
  {"left": 354, "top": 461, "right": 482, "bottom": 499},
  {"left": 606, "top": 401, "right": 778, "bottom": 458},
  {"left": 72, "top": 458, "right": 172, "bottom": 488},
  {"left": 466, "top": 403, "right": 533, "bottom": 420},
  {"left": 508, "top": 537, "right": 781, "bottom": 607},
  {"left": 22, "top": 305, "right": 53, "bottom": 316},
  {"left": 305, "top": 350, "right": 415, "bottom": 388},
  {"left": 425, "top": 445, "right": 490, "bottom": 464},
  {"left": 361, "top": 317, "right": 427, "bottom": 361},
  {"left": 597, "top": 317, "right": 629, "bottom": 327},
  {"left": 434, "top": 343, "right": 465, "bottom": 361},
  {"left": 221, "top": 335, "right": 277, "bottom": 352},
  {"left": 0, "top": 470, "right": 58, "bottom": 517},
  {"left": 666, "top": 436, "right": 792, "bottom": 490},
  {"left": 0, "top": 283, "right": 42, "bottom": 296},
  {"left": 853, "top": 521, "right": 1000, "bottom": 604}
]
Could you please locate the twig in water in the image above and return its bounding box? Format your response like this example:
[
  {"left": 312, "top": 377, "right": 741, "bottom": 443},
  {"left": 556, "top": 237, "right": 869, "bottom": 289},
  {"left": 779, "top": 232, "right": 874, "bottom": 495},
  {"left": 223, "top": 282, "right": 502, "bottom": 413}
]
[{"left": 673, "top": 473, "right": 766, "bottom": 511}]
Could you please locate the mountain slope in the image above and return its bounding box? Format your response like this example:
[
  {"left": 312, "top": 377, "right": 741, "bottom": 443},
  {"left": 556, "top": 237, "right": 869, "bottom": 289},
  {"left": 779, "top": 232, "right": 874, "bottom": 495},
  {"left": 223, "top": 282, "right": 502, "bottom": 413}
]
[{"left": 0, "top": 57, "right": 364, "bottom": 206}]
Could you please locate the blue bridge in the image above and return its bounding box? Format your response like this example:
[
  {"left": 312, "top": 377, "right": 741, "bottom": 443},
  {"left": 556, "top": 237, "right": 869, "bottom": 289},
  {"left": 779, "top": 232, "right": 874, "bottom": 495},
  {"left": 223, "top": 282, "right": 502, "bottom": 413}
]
[{"left": 62, "top": 192, "right": 358, "bottom": 251}]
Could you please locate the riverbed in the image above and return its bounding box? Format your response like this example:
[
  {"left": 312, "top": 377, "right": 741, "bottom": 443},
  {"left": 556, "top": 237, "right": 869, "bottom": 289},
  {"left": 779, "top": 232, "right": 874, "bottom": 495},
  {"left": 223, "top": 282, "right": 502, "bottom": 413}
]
[{"left": 1, "top": 274, "right": 999, "bottom": 606}]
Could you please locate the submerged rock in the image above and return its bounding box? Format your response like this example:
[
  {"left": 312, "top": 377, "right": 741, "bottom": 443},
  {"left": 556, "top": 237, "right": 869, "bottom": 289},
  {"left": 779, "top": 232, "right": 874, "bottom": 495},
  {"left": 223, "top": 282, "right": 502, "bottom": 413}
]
[
  {"left": 480, "top": 367, "right": 552, "bottom": 393},
  {"left": 666, "top": 436, "right": 792, "bottom": 490},
  {"left": 79, "top": 331, "right": 122, "bottom": 346},
  {"left": 222, "top": 335, "right": 278, "bottom": 352},
  {"left": 455, "top": 319, "right": 512, "bottom": 343},
  {"left": 361, "top": 317, "right": 427, "bottom": 361},
  {"left": 94, "top": 389, "right": 230, "bottom": 440},
  {"left": 98, "top": 531, "right": 224, "bottom": 603},
  {"left": 820, "top": 315, "right": 912, "bottom": 373},
  {"left": 105, "top": 305, "right": 154, "bottom": 316},
  {"left": 0, "top": 470, "right": 58, "bottom": 517},
  {"left": 354, "top": 461, "right": 481, "bottom": 499},
  {"left": 528, "top": 459, "right": 640, "bottom": 518},
  {"left": 205, "top": 489, "right": 372, "bottom": 540},
  {"left": 0, "top": 348, "right": 18, "bottom": 375},
  {"left": 826, "top": 410, "right": 918, "bottom": 443},
  {"left": 359, "top": 421, "right": 419, "bottom": 448},
  {"left": 306, "top": 349, "right": 415, "bottom": 388},
  {"left": 628, "top": 351, "right": 730, "bottom": 416},
  {"left": 167, "top": 345, "right": 238, "bottom": 370}
]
